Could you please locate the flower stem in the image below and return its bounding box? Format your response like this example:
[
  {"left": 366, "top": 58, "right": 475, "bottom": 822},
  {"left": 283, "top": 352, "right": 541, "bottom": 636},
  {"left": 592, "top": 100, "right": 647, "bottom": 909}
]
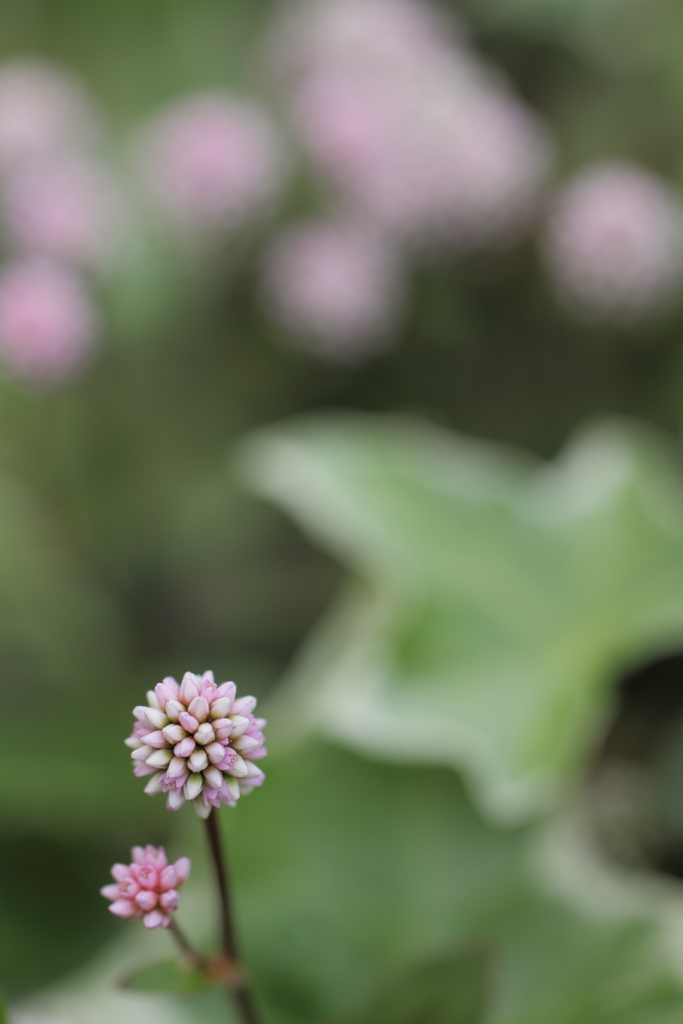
[
  {"left": 169, "top": 918, "right": 203, "bottom": 968},
  {"left": 204, "top": 808, "right": 260, "bottom": 1024}
]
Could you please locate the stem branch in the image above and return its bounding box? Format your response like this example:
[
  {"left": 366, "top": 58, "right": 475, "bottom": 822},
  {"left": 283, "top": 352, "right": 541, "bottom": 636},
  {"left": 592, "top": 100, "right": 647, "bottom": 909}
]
[{"left": 204, "top": 809, "right": 260, "bottom": 1024}]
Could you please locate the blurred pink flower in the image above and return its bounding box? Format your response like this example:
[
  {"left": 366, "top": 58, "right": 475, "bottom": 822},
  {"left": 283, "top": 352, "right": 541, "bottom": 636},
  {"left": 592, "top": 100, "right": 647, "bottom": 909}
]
[
  {"left": 134, "top": 93, "right": 284, "bottom": 233},
  {"left": 101, "top": 845, "right": 190, "bottom": 930},
  {"left": 292, "top": 40, "right": 552, "bottom": 247},
  {"left": 0, "top": 59, "right": 98, "bottom": 171},
  {"left": 0, "top": 259, "right": 100, "bottom": 384},
  {"left": 2, "top": 154, "right": 124, "bottom": 269},
  {"left": 542, "top": 162, "right": 683, "bottom": 324},
  {"left": 266, "top": 0, "right": 457, "bottom": 80},
  {"left": 126, "top": 671, "right": 266, "bottom": 818},
  {"left": 262, "top": 220, "right": 403, "bottom": 359}
]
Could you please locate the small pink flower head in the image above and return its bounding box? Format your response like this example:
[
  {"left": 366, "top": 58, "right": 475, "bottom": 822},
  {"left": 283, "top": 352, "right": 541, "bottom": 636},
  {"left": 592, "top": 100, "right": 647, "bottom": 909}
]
[
  {"left": 134, "top": 93, "right": 284, "bottom": 234},
  {"left": 0, "top": 259, "right": 100, "bottom": 385},
  {"left": 126, "top": 672, "right": 266, "bottom": 818},
  {"left": 2, "top": 153, "right": 125, "bottom": 269},
  {"left": 542, "top": 161, "right": 683, "bottom": 324},
  {"left": 261, "top": 219, "right": 402, "bottom": 360},
  {"left": 101, "top": 845, "right": 190, "bottom": 929},
  {"left": 294, "top": 57, "right": 552, "bottom": 248},
  {"left": 0, "top": 59, "right": 98, "bottom": 171},
  {"left": 266, "top": 0, "right": 458, "bottom": 80}
]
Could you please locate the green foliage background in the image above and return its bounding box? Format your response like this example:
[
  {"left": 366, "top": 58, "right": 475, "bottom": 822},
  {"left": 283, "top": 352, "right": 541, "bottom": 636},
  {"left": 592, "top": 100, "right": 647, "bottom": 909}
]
[{"left": 4, "top": 0, "right": 683, "bottom": 1021}]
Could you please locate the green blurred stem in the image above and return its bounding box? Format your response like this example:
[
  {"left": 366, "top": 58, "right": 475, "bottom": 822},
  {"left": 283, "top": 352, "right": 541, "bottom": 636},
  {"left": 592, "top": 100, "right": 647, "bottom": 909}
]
[
  {"left": 169, "top": 918, "right": 203, "bottom": 968},
  {"left": 204, "top": 809, "right": 260, "bottom": 1024}
]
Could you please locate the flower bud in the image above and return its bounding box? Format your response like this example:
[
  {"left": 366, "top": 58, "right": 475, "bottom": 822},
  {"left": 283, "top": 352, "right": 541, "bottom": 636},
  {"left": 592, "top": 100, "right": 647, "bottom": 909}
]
[
  {"left": 166, "top": 755, "right": 188, "bottom": 778},
  {"left": 179, "top": 711, "right": 199, "bottom": 733},
  {"left": 188, "top": 695, "right": 210, "bottom": 722},
  {"left": 188, "top": 749, "right": 209, "bottom": 772},
  {"left": 229, "top": 715, "right": 250, "bottom": 738},
  {"left": 135, "top": 889, "right": 158, "bottom": 912},
  {"left": 231, "top": 696, "right": 257, "bottom": 717},
  {"left": 167, "top": 789, "right": 186, "bottom": 811},
  {"left": 144, "top": 708, "right": 169, "bottom": 730},
  {"left": 174, "top": 737, "right": 196, "bottom": 758},
  {"left": 209, "top": 697, "right": 232, "bottom": 720},
  {"left": 179, "top": 672, "right": 199, "bottom": 704},
  {"left": 234, "top": 734, "right": 261, "bottom": 755},
  {"left": 131, "top": 745, "right": 153, "bottom": 762},
  {"left": 204, "top": 765, "right": 223, "bottom": 789},
  {"left": 146, "top": 748, "right": 173, "bottom": 769},
  {"left": 184, "top": 773, "right": 204, "bottom": 800},
  {"left": 144, "top": 771, "right": 166, "bottom": 796},
  {"left": 165, "top": 699, "right": 184, "bottom": 722},
  {"left": 142, "top": 730, "right": 168, "bottom": 749},
  {"left": 212, "top": 718, "right": 233, "bottom": 741},
  {"left": 206, "top": 741, "right": 226, "bottom": 765},
  {"left": 162, "top": 724, "right": 186, "bottom": 744},
  {"left": 194, "top": 722, "right": 215, "bottom": 745}
]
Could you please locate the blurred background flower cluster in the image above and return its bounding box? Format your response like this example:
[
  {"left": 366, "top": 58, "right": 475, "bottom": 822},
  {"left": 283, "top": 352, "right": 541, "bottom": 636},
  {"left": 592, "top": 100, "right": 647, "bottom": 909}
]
[{"left": 6, "top": 0, "right": 683, "bottom": 1021}]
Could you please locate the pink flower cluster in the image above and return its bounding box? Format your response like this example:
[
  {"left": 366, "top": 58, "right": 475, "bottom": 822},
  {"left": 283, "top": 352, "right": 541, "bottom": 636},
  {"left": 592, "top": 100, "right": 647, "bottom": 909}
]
[
  {"left": 134, "top": 93, "right": 284, "bottom": 235},
  {"left": 280, "top": 0, "right": 552, "bottom": 249},
  {"left": 101, "top": 845, "right": 190, "bottom": 930},
  {"left": 0, "top": 59, "right": 116, "bottom": 385},
  {"left": 127, "top": 671, "right": 266, "bottom": 818},
  {"left": 542, "top": 161, "right": 683, "bottom": 324},
  {"left": 262, "top": 220, "right": 402, "bottom": 358}
]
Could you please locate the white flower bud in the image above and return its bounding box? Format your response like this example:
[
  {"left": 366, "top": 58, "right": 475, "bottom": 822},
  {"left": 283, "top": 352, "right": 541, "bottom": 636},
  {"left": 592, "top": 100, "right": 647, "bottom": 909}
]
[
  {"left": 146, "top": 748, "right": 173, "bottom": 768},
  {"left": 188, "top": 748, "right": 209, "bottom": 772},
  {"left": 203, "top": 765, "right": 223, "bottom": 789},
  {"left": 165, "top": 699, "right": 184, "bottom": 722},
  {"left": 124, "top": 736, "right": 141, "bottom": 749},
  {"left": 229, "top": 715, "right": 250, "bottom": 738},
  {"left": 167, "top": 788, "right": 186, "bottom": 811},
  {"left": 206, "top": 741, "right": 226, "bottom": 765},
  {"left": 146, "top": 689, "right": 161, "bottom": 710},
  {"left": 144, "top": 771, "right": 166, "bottom": 795},
  {"left": 233, "top": 734, "right": 261, "bottom": 755},
  {"left": 224, "top": 777, "right": 241, "bottom": 802},
  {"left": 131, "top": 745, "right": 153, "bottom": 761},
  {"left": 193, "top": 799, "right": 212, "bottom": 819},
  {"left": 209, "top": 697, "right": 232, "bottom": 720},
  {"left": 167, "top": 756, "right": 187, "bottom": 779},
  {"left": 162, "top": 724, "right": 186, "bottom": 744},
  {"left": 144, "top": 707, "right": 169, "bottom": 730},
  {"left": 184, "top": 773, "right": 204, "bottom": 801},
  {"left": 194, "top": 722, "right": 215, "bottom": 745}
]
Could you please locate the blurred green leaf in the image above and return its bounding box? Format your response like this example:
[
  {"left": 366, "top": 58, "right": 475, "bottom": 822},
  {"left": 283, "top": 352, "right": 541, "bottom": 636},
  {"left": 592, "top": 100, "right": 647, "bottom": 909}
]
[
  {"left": 0, "top": 993, "right": 7, "bottom": 1024},
  {"left": 242, "top": 415, "right": 683, "bottom": 821},
  {"left": 227, "top": 739, "right": 683, "bottom": 1024},
  {"left": 338, "top": 947, "right": 490, "bottom": 1024},
  {"left": 122, "top": 958, "right": 211, "bottom": 995}
]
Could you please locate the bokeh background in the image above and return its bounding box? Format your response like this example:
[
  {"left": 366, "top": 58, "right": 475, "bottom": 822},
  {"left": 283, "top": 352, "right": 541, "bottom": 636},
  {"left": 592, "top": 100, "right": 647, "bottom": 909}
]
[{"left": 5, "top": 0, "right": 683, "bottom": 1021}]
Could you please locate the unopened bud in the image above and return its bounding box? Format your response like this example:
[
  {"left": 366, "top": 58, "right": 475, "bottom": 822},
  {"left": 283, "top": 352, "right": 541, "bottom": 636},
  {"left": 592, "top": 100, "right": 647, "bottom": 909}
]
[
  {"left": 204, "top": 765, "right": 223, "bottom": 789},
  {"left": 167, "top": 756, "right": 188, "bottom": 778},
  {"left": 162, "top": 724, "right": 186, "bottom": 744},
  {"left": 209, "top": 697, "right": 232, "bottom": 720},
  {"left": 144, "top": 708, "right": 169, "bottom": 730},
  {"left": 184, "top": 773, "right": 204, "bottom": 800},
  {"left": 206, "top": 741, "right": 226, "bottom": 765},
  {"left": 194, "top": 722, "right": 215, "bottom": 745},
  {"left": 132, "top": 745, "right": 153, "bottom": 762},
  {"left": 146, "top": 748, "right": 173, "bottom": 769},
  {"left": 165, "top": 699, "right": 184, "bottom": 722},
  {"left": 188, "top": 696, "right": 209, "bottom": 722},
  {"left": 188, "top": 749, "right": 209, "bottom": 772},
  {"left": 144, "top": 771, "right": 166, "bottom": 796},
  {"left": 229, "top": 715, "right": 250, "bottom": 738}
]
